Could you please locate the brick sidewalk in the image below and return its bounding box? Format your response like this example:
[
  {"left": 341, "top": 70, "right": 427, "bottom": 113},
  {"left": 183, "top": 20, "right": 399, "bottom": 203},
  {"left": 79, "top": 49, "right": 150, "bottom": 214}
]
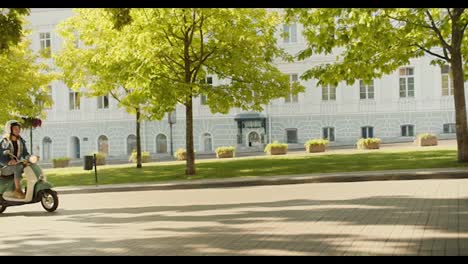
[{"left": 1, "top": 178, "right": 468, "bottom": 255}]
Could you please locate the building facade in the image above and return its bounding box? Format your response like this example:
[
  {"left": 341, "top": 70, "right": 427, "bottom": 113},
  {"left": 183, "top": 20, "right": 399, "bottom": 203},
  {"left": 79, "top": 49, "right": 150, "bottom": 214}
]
[{"left": 25, "top": 8, "right": 463, "bottom": 161}]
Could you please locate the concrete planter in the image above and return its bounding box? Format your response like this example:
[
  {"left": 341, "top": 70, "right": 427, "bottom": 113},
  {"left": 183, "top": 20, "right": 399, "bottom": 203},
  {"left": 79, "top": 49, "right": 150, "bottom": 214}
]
[
  {"left": 53, "top": 159, "right": 70, "bottom": 168},
  {"left": 216, "top": 151, "right": 234, "bottom": 159},
  {"left": 267, "top": 147, "right": 287, "bottom": 155},
  {"left": 306, "top": 144, "right": 326, "bottom": 153},
  {"left": 358, "top": 142, "right": 380, "bottom": 150},
  {"left": 415, "top": 137, "right": 438, "bottom": 146}
]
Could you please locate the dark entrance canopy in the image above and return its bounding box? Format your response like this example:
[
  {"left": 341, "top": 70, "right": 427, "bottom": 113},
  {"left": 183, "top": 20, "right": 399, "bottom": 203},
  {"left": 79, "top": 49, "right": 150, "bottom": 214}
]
[
  {"left": 234, "top": 112, "right": 267, "bottom": 121},
  {"left": 234, "top": 112, "right": 268, "bottom": 146}
]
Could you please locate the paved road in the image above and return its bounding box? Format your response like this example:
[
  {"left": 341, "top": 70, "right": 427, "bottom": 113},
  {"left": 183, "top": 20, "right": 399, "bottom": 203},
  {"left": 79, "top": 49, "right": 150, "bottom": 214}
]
[{"left": 1, "top": 178, "right": 468, "bottom": 255}]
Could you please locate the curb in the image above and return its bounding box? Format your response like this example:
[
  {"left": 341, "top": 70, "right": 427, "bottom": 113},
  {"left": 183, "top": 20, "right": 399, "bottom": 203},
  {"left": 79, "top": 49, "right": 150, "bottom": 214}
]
[{"left": 55, "top": 168, "right": 468, "bottom": 195}]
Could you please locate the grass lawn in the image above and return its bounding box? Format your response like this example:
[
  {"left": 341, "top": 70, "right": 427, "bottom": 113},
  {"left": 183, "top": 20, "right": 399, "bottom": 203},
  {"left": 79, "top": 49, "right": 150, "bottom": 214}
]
[{"left": 43, "top": 149, "right": 468, "bottom": 187}]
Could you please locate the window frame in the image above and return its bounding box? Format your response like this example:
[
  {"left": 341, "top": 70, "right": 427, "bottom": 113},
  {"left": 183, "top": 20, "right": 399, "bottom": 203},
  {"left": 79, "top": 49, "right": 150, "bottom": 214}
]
[
  {"left": 322, "top": 127, "right": 335, "bottom": 142},
  {"left": 322, "top": 85, "right": 337, "bottom": 101},
  {"left": 401, "top": 124, "right": 415, "bottom": 137},
  {"left": 359, "top": 80, "right": 375, "bottom": 100},
  {"left": 361, "top": 126, "right": 374, "bottom": 139},
  {"left": 285, "top": 128, "right": 298, "bottom": 144},
  {"left": 69, "top": 89, "right": 81, "bottom": 110},
  {"left": 399, "top": 67, "right": 415, "bottom": 98}
]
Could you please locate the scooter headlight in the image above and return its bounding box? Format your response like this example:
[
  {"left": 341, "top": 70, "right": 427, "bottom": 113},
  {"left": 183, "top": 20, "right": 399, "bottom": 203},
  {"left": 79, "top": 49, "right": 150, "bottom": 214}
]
[{"left": 29, "top": 155, "right": 39, "bottom": 164}]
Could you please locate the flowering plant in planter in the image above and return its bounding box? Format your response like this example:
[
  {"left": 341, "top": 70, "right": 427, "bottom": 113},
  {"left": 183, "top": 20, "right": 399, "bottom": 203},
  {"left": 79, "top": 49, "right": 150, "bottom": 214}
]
[
  {"left": 215, "top": 146, "right": 235, "bottom": 158},
  {"left": 264, "top": 141, "right": 288, "bottom": 155},
  {"left": 22, "top": 117, "right": 42, "bottom": 128},
  {"left": 304, "top": 139, "right": 329, "bottom": 153},
  {"left": 357, "top": 138, "right": 381, "bottom": 150},
  {"left": 415, "top": 133, "right": 438, "bottom": 146}
]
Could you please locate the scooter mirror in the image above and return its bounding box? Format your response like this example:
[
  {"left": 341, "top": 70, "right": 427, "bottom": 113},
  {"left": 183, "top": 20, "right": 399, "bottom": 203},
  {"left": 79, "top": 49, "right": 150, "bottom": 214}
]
[{"left": 29, "top": 155, "right": 39, "bottom": 164}]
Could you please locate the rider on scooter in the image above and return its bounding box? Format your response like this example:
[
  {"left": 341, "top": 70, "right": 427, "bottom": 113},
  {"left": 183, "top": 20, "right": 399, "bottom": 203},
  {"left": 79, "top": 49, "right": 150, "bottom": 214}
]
[{"left": 0, "top": 120, "right": 30, "bottom": 199}]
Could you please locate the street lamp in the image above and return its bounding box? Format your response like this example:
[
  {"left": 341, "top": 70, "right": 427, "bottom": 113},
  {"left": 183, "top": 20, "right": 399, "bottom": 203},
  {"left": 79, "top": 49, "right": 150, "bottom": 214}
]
[{"left": 167, "top": 110, "right": 176, "bottom": 157}]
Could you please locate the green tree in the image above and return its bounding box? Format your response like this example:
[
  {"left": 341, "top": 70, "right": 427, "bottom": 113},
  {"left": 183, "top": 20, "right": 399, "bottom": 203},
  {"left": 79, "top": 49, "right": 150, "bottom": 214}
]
[
  {"left": 107, "top": 8, "right": 303, "bottom": 175},
  {"left": 287, "top": 8, "right": 468, "bottom": 161},
  {"left": 54, "top": 9, "right": 174, "bottom": 168},
  {"left": 0, "top": 8, "right": 30, "bottom": 52},
  {"left": 0, "top": 38, "right": 55, "bottom": 126}
]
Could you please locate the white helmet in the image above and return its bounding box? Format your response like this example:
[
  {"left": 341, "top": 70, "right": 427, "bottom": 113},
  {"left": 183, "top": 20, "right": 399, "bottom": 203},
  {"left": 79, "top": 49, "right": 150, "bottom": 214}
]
[{"left": 4, "top": 120, "right": 21, "bottom": 136}]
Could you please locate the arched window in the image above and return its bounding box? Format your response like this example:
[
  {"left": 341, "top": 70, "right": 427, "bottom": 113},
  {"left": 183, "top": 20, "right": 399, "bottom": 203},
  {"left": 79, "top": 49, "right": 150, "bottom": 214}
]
[
  {"left": 202, "top": 133, "right": 212, "bottom": 152},
  {"left": 156, "top": 134, "right": 168, "bottom": 153},
  {"left": 127, "top": 135, "right": 137, "bottom": 155},
  {"left": 98, "top": 135, "right": 109, "bottom": 155},
  {"left": 70, "top": 136, "right": 80, "bottom": 159},
  {"left": 42, "top": 137, "right": 52, "bottom": 161},
  {"left": 248, "top": 131, "right": 260, "bottom": 147}
]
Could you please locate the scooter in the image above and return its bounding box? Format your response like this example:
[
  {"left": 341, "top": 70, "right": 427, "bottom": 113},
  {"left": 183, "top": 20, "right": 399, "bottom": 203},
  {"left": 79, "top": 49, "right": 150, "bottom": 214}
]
[{"left": 0, "top": 155, "right": 59, "bottom": 214}]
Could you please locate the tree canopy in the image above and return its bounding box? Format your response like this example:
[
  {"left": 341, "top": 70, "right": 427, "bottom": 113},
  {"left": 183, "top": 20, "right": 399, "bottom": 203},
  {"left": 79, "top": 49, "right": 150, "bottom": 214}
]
[
  {"left": 105, "top": 8, "right": 304, "bottom": 174},
  {"left": 0, "top": 8, "right": 30, "bottom": 52}
]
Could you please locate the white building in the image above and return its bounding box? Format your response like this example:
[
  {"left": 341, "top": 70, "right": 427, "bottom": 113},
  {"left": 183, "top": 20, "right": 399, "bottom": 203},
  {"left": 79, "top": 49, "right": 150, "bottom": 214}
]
[{"left": 25, "top": 8, "right": 462, "bottom": 161}]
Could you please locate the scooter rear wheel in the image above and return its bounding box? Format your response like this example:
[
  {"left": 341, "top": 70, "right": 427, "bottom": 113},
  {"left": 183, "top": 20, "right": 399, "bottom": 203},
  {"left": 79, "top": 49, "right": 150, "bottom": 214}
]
[
  {"left": 0, "top": 205, "right": 6, "bottom": 214},
  {"left": 41, "top": 190, "right": 59, "bottom": 212}
]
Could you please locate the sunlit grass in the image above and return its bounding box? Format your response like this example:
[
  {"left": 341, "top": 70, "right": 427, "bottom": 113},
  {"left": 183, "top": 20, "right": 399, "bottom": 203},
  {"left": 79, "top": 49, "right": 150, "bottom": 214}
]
[{"left": 44, "top": 150, "right": 466, "bottom": 187}]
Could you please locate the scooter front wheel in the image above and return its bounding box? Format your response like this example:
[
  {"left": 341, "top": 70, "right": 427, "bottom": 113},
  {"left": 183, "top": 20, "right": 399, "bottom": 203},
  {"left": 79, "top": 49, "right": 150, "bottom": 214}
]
[
  {"left": 0, "top": 205, "right": 6, "bottom": 214},
  {"left": 41, "top": 190, "right": 59, "bottom": 212}
]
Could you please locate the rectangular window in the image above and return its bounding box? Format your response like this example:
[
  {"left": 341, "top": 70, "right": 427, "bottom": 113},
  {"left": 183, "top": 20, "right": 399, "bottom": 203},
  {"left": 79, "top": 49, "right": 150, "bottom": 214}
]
[
  {"left": 283, "top": 23, "right": 297, "bottom": 43},
  {"left": 322, "top": 85, "right": 336, "bottom": 101},
  {"left": 359, "top": 80, "right": 374, "bottom": 100},
  {"left": 285, "top": 74, "right": 299, "bottom": 103},
  {"left": 361, "top": 126, "right": 374, "bottom": 139},
  {"left": 401, "top": 125, "right": 415, "bottom": 137},
  {"left": 323, "top": 127, "right": 335, "bottom": 142},
  {"left": 69, "top": 89, "right": 80, "bottom": 110},
  {"left": 97, "top": 94, "right": 109, "bottom": 109},
  {"left": 39, "top": 32, "right": 51, "bottom": 56},
  {"left": 286, "top": 129, "right": 298, "bottom": 144},
  {"left": 200, "top": 76, "right": 212, "bottom": 105},
  {"left": 399, "top": 67, "right": 414, "bottom": 98},
  {"left": 441, "top": 65, "right": 454, "bottom": 96},
  {"left": 443, "top": 123, "right": 456, "bottom": 134}
]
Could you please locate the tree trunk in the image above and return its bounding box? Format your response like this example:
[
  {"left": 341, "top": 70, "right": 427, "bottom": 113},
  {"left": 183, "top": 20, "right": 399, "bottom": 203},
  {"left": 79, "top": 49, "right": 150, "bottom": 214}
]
[
  {"left": 184, "top": 21, "right": 196, "bottom": 176},
  {"left": 136, "top": 108, "right": 142, "bottom": 168},
  {"left": 185, "top": 96, "right": 196, "bottom": 175},
  {"left": 451, "top": 10, "right": 468, "bottom": 162},
  {"left": 451, "top": 52, "right": 468, "bottom": 162}
]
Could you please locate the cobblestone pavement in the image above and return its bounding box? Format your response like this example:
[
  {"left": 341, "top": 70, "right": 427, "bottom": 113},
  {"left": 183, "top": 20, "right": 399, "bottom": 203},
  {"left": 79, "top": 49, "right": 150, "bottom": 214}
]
[{"left": 1, "top": 178, "right": 468, "bottom": 256}]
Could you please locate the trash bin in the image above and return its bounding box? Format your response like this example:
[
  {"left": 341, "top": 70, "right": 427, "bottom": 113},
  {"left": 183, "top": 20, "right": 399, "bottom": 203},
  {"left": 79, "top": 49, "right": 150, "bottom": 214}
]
[{"left": 84, "top": 155, "right": 94, "bottom": 170}]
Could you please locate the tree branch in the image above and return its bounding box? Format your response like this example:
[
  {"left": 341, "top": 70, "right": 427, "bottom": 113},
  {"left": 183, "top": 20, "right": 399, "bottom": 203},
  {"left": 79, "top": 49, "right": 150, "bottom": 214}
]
[
  {"left": 161, "top": 53, "right": 185, "bottom": 69},
  {"left": 425, "top": 10, "right": 452, "bottom": 52},
  {"left": 462, "top": 20, "right": 468, "bottom": 35},
  {"left": 109, "top": 90, "right": 121, "bottom": 103},
  {"left": 162, "top": 28, "right": 177, "bottom": 47},
  {"left": 383, "top": 13, "right": 432, "bottom": 30},
  {"left": 412, "top": 43, "right": 450, "bottom": 61}
]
